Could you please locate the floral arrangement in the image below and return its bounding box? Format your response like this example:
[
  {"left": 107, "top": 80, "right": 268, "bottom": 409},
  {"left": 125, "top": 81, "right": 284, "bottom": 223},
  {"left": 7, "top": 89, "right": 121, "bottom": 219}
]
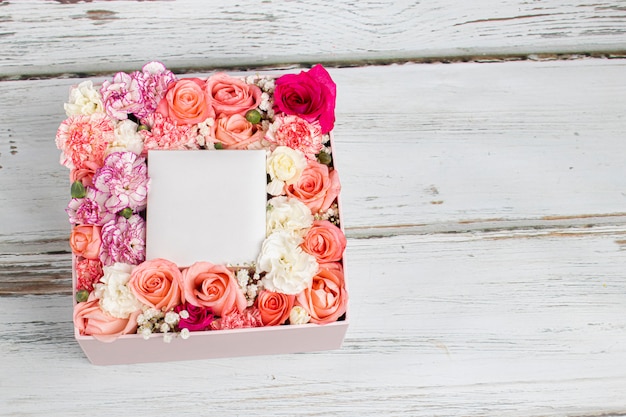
[{"left": 56, "top": 62, "right": 347, "bottom": 343}]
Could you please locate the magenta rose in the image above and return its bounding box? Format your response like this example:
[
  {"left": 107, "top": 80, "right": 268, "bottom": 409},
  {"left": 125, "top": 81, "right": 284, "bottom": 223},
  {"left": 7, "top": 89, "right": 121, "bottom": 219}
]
[
  {"left": 175, "top": 302, "right": 214, "bottom": 331},
  {"left": 273, "top": 64, "right": 336, "bottom": 133}
]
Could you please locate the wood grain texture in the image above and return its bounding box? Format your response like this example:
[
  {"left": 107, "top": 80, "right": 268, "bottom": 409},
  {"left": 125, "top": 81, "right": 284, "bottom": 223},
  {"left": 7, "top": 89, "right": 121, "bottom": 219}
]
[
  {"left": 1, "top": 229, "right": 626, "bottom": 416},
  {"left": 1, "top": 0, "right": 626, "bottom": 78}
]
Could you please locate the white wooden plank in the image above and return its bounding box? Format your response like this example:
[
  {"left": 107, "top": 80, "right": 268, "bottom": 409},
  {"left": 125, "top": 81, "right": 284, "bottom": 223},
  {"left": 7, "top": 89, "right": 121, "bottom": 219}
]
[
  {"left": 1, "top": 230, "right": 625, "bottom": 416},
  {"left": 1, "top": 0, "right": 626, "bottom": 78}
]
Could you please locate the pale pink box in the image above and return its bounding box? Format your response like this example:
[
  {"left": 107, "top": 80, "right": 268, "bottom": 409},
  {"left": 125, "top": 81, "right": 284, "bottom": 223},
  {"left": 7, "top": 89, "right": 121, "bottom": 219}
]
[{"left": 72, "top": 140, "right": 348, "bottom": 366}]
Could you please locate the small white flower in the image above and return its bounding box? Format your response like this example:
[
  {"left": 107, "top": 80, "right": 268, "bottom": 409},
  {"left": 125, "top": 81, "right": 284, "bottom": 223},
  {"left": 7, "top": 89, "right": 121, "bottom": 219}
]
[
  {"left": 140, "top": 327, "right": 152, "bottom": 340},
  {"left": 164, "top": 311, "right": 179, "bottom": 326},
  {"left": 160, "top": 323, "right": 170, "bottom": 333},
  {"left": 180, "top": 328, "right": 190, "bottom": 340},
  {"left": 163, "top": 333, "right": 173, "bottom": 343},
  {"left": 106, "top": 119, "right": 144, "bottom": 155},
  {"left": 266, "top": 146, "right": 307, "bottom": 196},
  {"left": 179, "top": 310, "right": 190, "bottom": 320},
  {"left": 289, "top": 306, "right": 311, "bottom": 325}
]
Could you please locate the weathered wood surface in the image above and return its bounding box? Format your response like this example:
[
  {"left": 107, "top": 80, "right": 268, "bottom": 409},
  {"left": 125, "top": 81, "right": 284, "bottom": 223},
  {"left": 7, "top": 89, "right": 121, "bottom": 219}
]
[{"left": 1, "top": 0, "right": 626, "bottom": 79}]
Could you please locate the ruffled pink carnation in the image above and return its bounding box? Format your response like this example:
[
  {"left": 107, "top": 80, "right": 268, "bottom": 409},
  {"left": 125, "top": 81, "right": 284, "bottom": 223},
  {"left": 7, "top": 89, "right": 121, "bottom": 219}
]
[
  {"left": 75, "top": 258, "right": 104, "bottom": 292},
  {"left": 100, "top": 71, "right": 143, "bottom": 120},
  {"left": 210, "top": 307, "right": 263, "bottom": 330},
  {"left": 66, "top": 187, "right": 115, "bottom": 226},
  {"left": 265, "top": 114, "right": 323, "bottom": 159},
  {"left": 140, "top": 112, "right": 199, "bottom": 154},
  {"left": 93, "top": 152, "right": 149, "bottom": 213},
  {"left": 99, "top": 214, "right": 146, "bottom": 266},
  {"left": 56, "top": 113, "right": 115, "bottom": 170},
  {"left": 131, "top": 61, "right": 177, "bottom": 119}
]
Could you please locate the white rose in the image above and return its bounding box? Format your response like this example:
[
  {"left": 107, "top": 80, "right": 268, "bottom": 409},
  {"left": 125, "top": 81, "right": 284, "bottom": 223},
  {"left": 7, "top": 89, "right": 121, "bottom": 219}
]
[
  {"left": 266, "top": 146, "right": 307, "bottom": 196},
  {"left": 257, "top": 231, "right": 318, "bottom": 295},
  {"left": 289, "top": 306, "right": 311, "bottom": 325},
  {"left": 64, "top": 80, "right": 104, "bottom": 116},
  {"left": 106, "top": 119, "right": 144, "bottom": 155},
  {"left": 94, "top": 262, "right": 142, "bottom": 318},
  {"left": 266, "top": 196, "right": 313, "bottom": 237}
]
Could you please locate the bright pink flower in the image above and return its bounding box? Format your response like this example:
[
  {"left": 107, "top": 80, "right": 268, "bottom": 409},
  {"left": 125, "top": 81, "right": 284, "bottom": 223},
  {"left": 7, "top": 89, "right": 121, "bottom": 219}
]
[
  {"left": 93, "top": 152, "right": 149, "bottom": 213},
  {"left": 140, "top": 112, "right": 199, "bottom": 153},
  {"left": 75, "top": 258, "right": 104, "bottom": 292},
  {"left": 265, "top": 114, "right": 323, "bottom": 159},
  {"left": 273, "top": 64, "right": 336, "bottom": 133},
  {"left": 56, "top": 113, "right": 115, "bottom": 170},
  {"left": 99, "top": 214, "right": 146, "bottom": 266},
  {"left": 175, "top": 302, "right": 214, "bottom": 332}
]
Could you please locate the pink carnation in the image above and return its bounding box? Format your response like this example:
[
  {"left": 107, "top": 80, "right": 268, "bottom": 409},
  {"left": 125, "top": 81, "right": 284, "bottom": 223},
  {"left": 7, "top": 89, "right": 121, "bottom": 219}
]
[
  {"left": 140, "top": 112, "right": 199, "bottom": 154},
  {"left": 210, "top": 307, "right": 263, "bottom": 330},
  {"left": 100, "top": 71, "right": 143, "bottom": 120},
  {"left": 266, "top": 114, "right": 323, "bottom": 159},
  {"left": 99, "top": 214, "right": 146, "bottom": 266},
  {"left": 66, "top": 187, "right": 115, "bottom": 226},
  {"left": 56, "top": 113, "right": 115, "bottom": 170},
  {"left": 75, "top": 258, "right": 104, "bottom": 292},
  {"left": 93, "top": 152, "right": 149, "bottom": 213},
  {"left": 131, "top": 61, "right": 177, "bottom": 119}
]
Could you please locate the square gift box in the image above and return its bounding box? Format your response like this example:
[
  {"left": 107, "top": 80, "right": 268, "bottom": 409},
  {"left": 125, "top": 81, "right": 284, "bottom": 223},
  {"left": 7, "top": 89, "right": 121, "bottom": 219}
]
[{"left": 60, "top": 63, "right": 348, "bottom": 365}]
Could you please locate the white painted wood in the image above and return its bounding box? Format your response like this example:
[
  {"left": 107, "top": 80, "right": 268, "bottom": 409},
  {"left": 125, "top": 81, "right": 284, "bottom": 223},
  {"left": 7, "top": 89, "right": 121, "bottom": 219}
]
[
  {"left": 1, "top": 229, "right": 625, "bottom": 416},
  {"left": 1, "top": 0, "right": 626, "bottom": 78}
]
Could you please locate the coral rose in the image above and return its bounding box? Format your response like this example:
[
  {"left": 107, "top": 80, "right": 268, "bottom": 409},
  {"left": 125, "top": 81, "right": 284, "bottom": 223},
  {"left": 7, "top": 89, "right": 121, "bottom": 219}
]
[
  {"left": 301, "top": 220, "right": 346, "bottom": 263},
  {"left": 73, "top": 294, "right": 140, "bottom": 342},
  {"left": 273, "top": 64, "right": 336, "bottom": 133},
  {"left": 182, "top": 261, "right": 246, "bottom": 317},
  {"left": 156, "top": 78, "right": 213, "bottom": 125},
  {"left": 205, "top": 73, "right": 261, "bottom": 116},
  {"left": 285, "top": 159, "right": 340, "bottom": 214},
  {"left": 295, "top": 262, "right": 347, "bottom": 324},
  {"left": 69, "top": 225, "right": 102, "bottom": 260},
  {"left": 128, "top": 258, "right": 183, "bottom": 311},
  {"left": 256, "top": 290, "right": 295, "bottom": 326},
  {"left": 213, "top": 113, "right": 264, "bottom": 149}
]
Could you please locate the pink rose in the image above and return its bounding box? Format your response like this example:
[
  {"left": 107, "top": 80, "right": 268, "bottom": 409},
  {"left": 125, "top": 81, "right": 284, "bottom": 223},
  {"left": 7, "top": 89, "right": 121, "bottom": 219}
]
[
  {"left": 213, "top": 113, "right": 264, "bottom": 149},
  {"left": 70, "top": 160, "right": 100, "bottom": 187},
  {"left": 256, "top": 290, "right": 295, "bottom": 326},
  {"left": 285, "top": 159, "right": 340, "bottom": 213},
  {"left": 69, "top": 225, "right": 102, "bottom": 260},
  {"left": 156, "top": 78, "right": 213, "bottom": 125},
  {"left": 273, "top": 64, "right": 336, "bottom": 133},
  {"left": 205, "top": 73, "right": 261, "bottom": 116},
  {"left": 295, "top": 262, "right": 347, "bottom": 324},
  {"left": 73, "top": 294, "right": 140, "bottom": 342},
  {"left": 128, "top": 258, "right": 183, "bottom": 311},
  {"left": 182, "top": 262, "right": 247, "bottom": 317},
  {"left": 301, "top": 220, "right": 346, "bottom": 263}
]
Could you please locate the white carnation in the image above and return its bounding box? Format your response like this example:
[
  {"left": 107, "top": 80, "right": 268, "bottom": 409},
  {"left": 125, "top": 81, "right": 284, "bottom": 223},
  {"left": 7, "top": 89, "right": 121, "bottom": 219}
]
[
  {"left": 64, "top": 80, "right": 104, "bottom": 116},
  {"left": 106, "top": 119, "right": 144, "bottom": 155},
  {"left": 94, "top": 262, "right": 142, "bottom": 318},
  {"left": 257, "top": 231, "right": 318, "bottom": 295},
  {"left": 266, "top": 196, "right": 313, "bottom": 237}
]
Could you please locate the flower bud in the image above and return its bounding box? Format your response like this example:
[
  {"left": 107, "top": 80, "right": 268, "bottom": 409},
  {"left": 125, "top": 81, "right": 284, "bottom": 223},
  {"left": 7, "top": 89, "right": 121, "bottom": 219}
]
[
  {"left": 245, "top": 109, "right": 262, "bottom": 124},
  {"left": 317, "top": 152, "right": 332, "bottom": 166},
  {"left": 70, "top": 180, "right": 86, "bottom": 199},
  {"left": 76, "top": 289, "right": 90, "bottom": 303},
  {"left": 118, "top": 207, "right": 133, "bottom": 219}
]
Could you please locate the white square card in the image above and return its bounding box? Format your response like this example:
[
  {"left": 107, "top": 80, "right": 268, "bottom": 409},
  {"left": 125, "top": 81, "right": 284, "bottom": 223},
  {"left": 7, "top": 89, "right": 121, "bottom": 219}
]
[{"left": 146, "top": 150, "right": 267, "bottom": 267}]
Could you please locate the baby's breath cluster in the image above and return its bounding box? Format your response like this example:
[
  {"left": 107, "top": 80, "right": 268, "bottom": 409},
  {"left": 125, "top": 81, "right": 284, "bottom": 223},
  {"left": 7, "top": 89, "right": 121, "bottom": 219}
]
[
  {"left": 314, "top": 203, "right": 340, "bottom": 226},
  {"left": 137, "top": 308, "right": 182, "bottom": 342},
  {"left": 235, "top": 266, "right": 264, "bottom": 307}
]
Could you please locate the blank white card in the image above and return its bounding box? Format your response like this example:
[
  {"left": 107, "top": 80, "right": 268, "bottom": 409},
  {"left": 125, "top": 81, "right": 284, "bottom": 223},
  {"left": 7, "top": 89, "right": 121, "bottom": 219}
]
[{"left": 146, "top": 150, "right": 267, "bottom": 267}]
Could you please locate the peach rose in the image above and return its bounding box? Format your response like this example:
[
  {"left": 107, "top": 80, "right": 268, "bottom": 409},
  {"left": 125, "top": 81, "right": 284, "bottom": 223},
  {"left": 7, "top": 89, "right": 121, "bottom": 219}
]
[
  {"left": 205, "top": 73, "right": 261, "bottom": 116},
  {"left": 256, "top": 290, "right": 295, "bottom": 326},
  {"left": 182, "top": 261, "right": 246, "bottom": 317},
  {"left": 295, "top": 262, "right": 347, "bottom": 324},
  {"left": 213, "top": 113, "right": 264, "bottom": 149},
  {"left": 156, "top": 78, "right": 213, "bottom": 125},
  {"left": 285, "top": 159, "right": 340, "bottom": 213},
  {"left": 70, "top": 160, "right": 100, "bottom": 187},
  {"left": 73, "top": 294, "right": 140, "bottom": 342},
  {"left": 128, "top": 258, "right": 183, "bottom": 311},
  {"left": 69, "top": 225, "right": 102, "bottom": 260},
  {"left": 301, "top": 220, "right": 346, "bottom": 263}
]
